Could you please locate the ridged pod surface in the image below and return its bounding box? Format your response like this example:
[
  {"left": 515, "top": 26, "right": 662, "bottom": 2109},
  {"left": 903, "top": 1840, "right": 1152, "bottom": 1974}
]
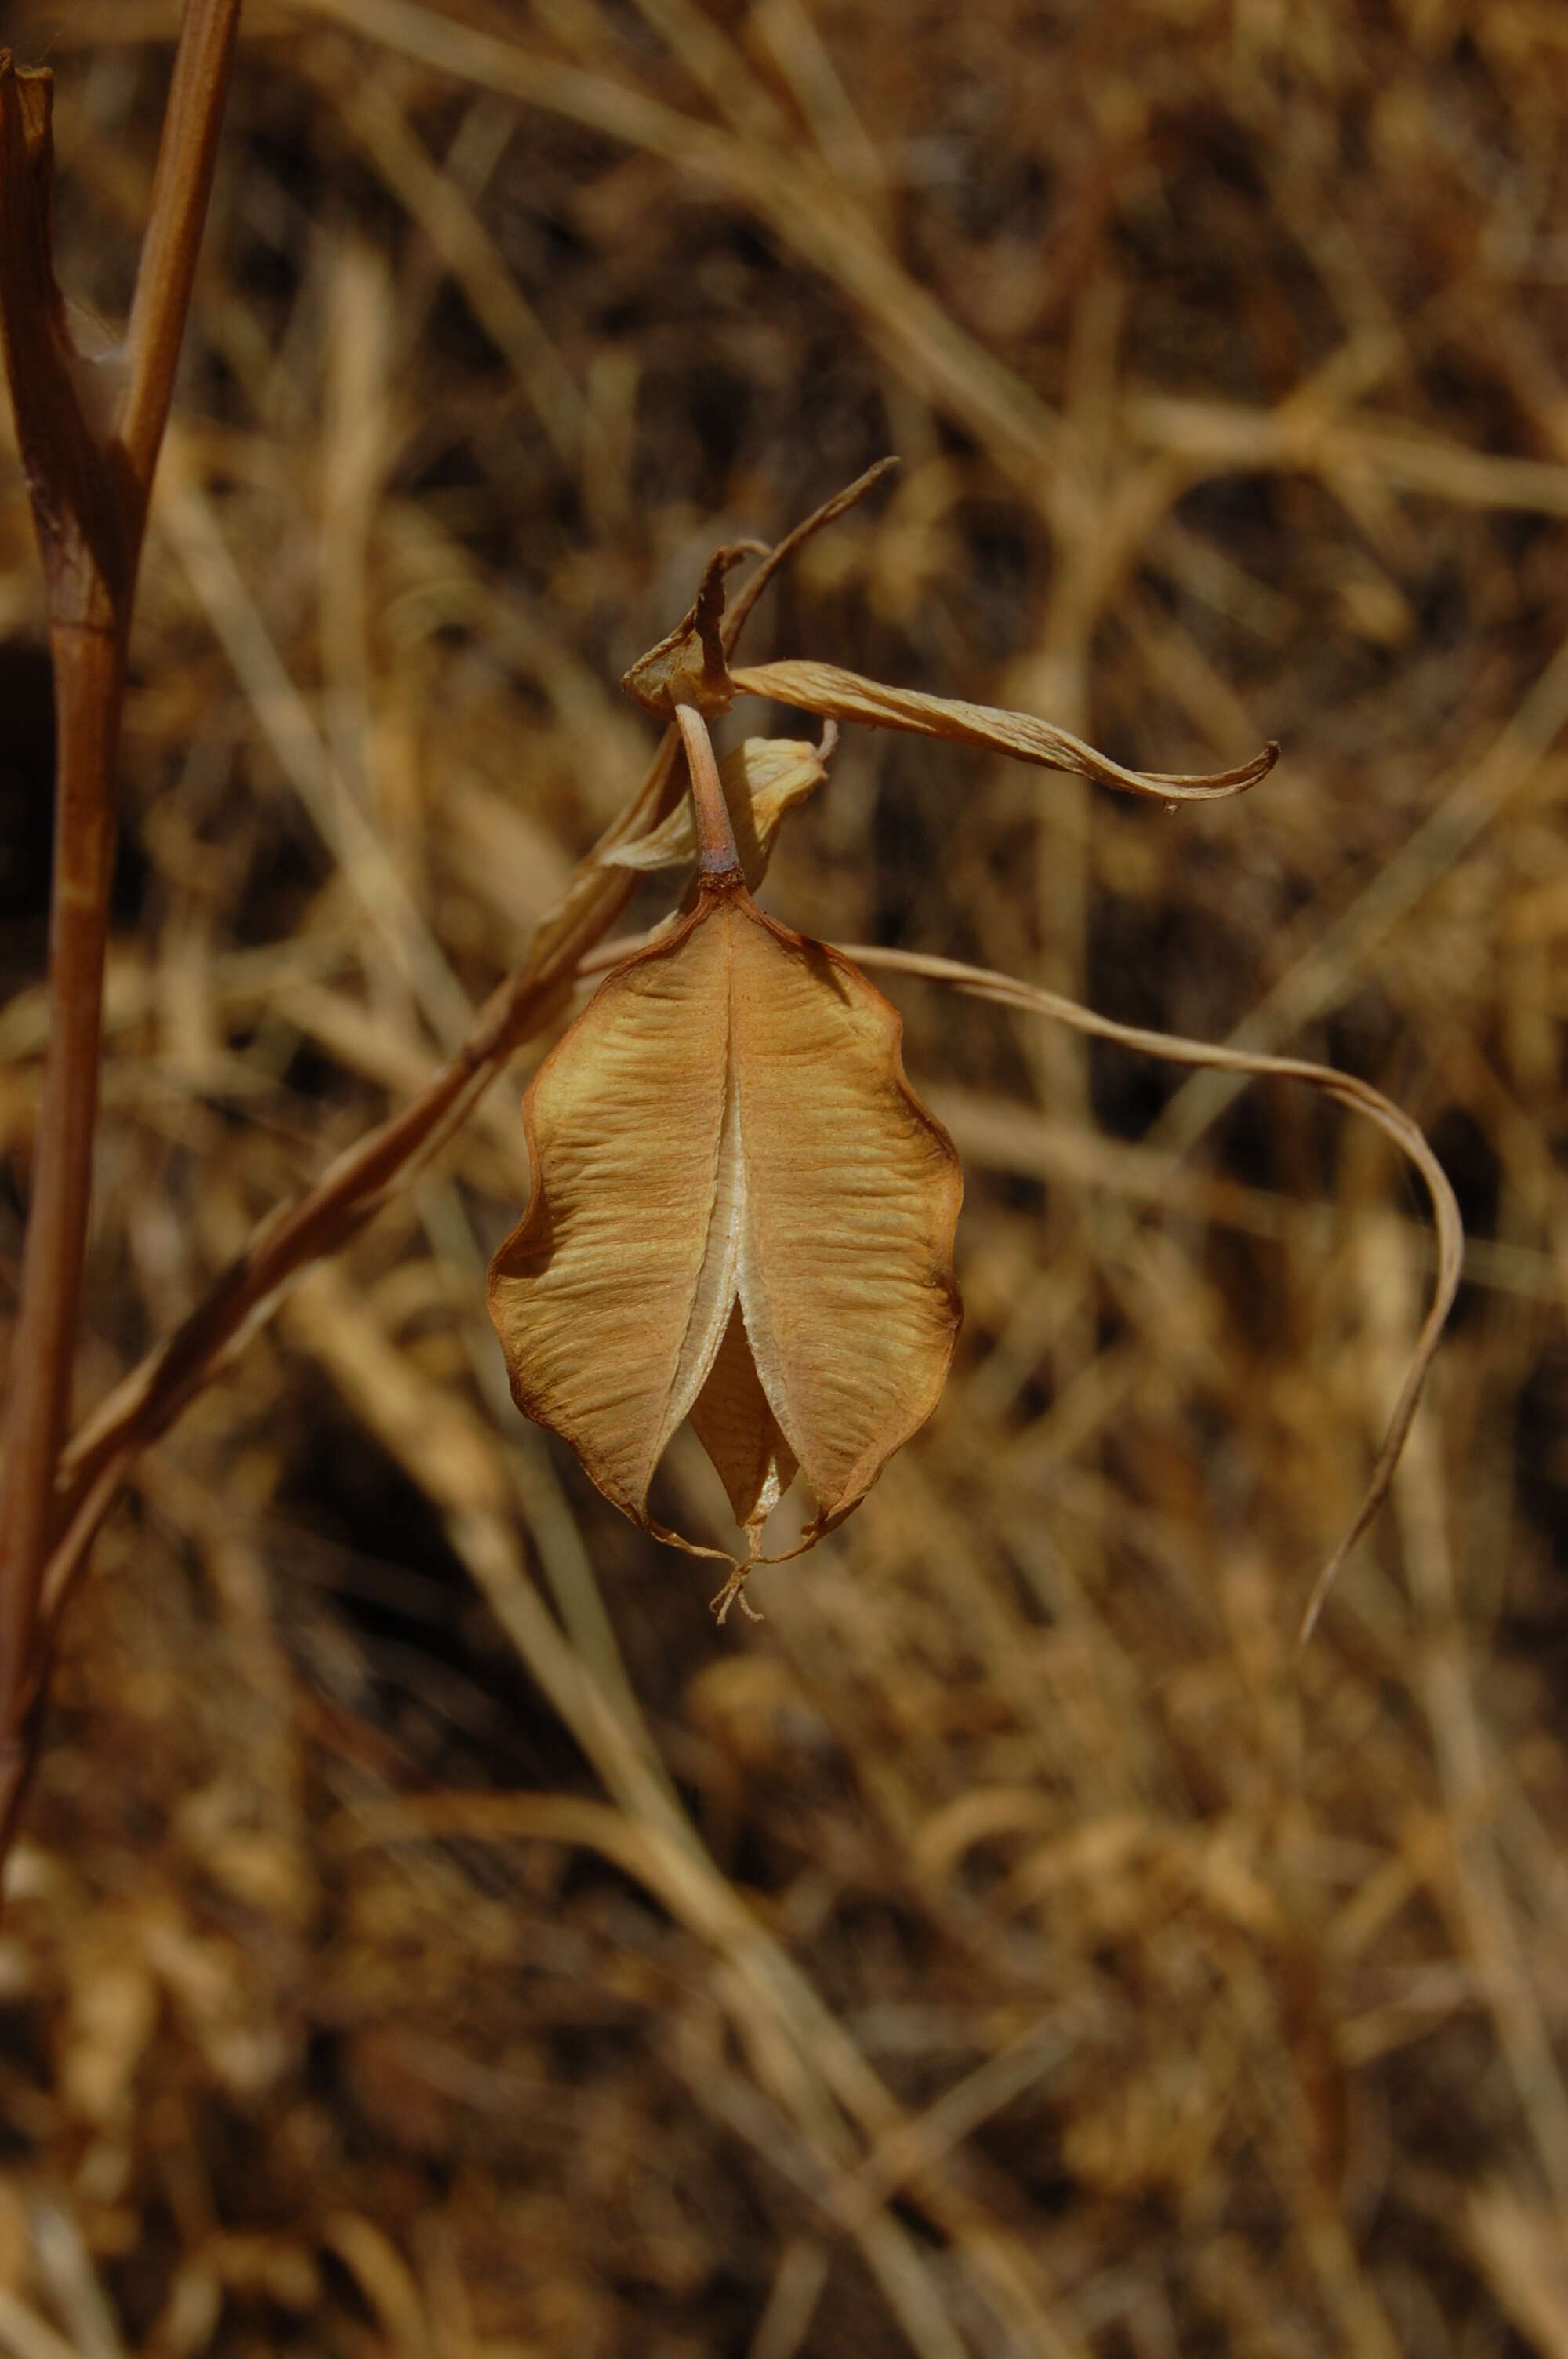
[{"left": 488, "top": 876, "right": 962, "bottom": 1577}]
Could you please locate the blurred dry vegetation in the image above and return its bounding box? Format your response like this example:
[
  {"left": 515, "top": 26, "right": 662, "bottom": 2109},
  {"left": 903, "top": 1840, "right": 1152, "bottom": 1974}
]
[{"left": 2, "top": 0, "right": 1568, "bottom": 2353}]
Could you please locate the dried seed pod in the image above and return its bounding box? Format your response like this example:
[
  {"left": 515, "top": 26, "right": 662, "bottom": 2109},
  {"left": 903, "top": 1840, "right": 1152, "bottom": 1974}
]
[{"left": 488, "top": 704, "right": 961, "bottom": 1609}]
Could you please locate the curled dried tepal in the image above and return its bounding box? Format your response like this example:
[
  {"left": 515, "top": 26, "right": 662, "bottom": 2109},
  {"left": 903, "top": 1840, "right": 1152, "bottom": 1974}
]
[
  {"left": 488, "top": 703, "right": 962, "bottom": 1617},
  {"left": 597, "top": 734, "right": 830, "bottom": 890}
]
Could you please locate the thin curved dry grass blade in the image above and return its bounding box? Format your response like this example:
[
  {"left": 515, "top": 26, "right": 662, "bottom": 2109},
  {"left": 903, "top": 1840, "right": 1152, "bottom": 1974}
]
[
  {"left": 842, "top": 944, "right": 1463, "bottom": 1641},
  {"left": 731, "top": 659, "right": 1279, "bottom": 801},
  {"left": 723, "top": 457, "right": 900, "bottom": 645}
]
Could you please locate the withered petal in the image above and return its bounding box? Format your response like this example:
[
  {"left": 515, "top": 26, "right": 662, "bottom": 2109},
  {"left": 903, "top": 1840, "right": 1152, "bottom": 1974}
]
[
  {"left": 731, "top": 657, "right": 1278, "bottom": 801},
  {"left": 599, "top": 737, "right": 827, "bottom": 889}
]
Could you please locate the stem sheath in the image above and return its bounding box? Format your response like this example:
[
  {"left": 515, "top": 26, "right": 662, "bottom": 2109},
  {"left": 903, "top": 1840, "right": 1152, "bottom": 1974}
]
[{"left": 674, "top": 700, "right": 742, "bottom": 882}]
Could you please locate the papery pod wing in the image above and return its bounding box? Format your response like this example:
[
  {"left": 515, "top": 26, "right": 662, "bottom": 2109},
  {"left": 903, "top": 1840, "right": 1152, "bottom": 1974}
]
[
  {"left": 720, "top": 897, "right": 961, "bottom": 1539},
  {"left": 488, "top": 904, "right": 735, "bottom": 1536},
  {"left": 600, "top": 738, "right": 827, "bottom": 889},
  {"left": 487, "top": 885, "right": 962, "bottom": 1558}
]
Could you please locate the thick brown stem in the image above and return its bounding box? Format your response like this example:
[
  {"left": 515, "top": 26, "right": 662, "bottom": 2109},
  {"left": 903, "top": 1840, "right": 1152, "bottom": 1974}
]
[
  {"left": 0, "top": 624, "right": 125, "bottom": 1728},
  {"left": 0, "top": 2, "right": 242, "bottom": 1866}
]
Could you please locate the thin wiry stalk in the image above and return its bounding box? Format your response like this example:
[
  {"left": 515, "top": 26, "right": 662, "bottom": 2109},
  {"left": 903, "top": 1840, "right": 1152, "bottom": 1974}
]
[{"left": 844, "top": 942, "right": 1464, "bottom": 1640}]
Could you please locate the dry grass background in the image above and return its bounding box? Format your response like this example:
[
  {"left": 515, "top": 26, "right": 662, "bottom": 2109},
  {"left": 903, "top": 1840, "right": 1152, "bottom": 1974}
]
[{"left": 2, "top": 1, "right": 1567, "bottom": 2352}]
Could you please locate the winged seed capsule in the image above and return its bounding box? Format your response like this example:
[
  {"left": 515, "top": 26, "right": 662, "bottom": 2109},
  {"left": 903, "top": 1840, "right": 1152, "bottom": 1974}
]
[
  {"left": 487, "top": 702, "right": 962, "bottom": 1616},
  {"left": 488, "top": 492, "right": 1276, "bottom": 1618}
]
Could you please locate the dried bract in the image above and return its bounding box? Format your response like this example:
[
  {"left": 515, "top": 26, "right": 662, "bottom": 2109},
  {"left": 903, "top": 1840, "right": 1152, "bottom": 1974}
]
[
  {"left": 730, "top": 659, "right": 1279, "bottom": 801},
  {"left": 620, "top": 540, "right": 760, "bottom": 718},
  {"left": 599, "top": 736, "right": 829, "bottom": 889}
]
